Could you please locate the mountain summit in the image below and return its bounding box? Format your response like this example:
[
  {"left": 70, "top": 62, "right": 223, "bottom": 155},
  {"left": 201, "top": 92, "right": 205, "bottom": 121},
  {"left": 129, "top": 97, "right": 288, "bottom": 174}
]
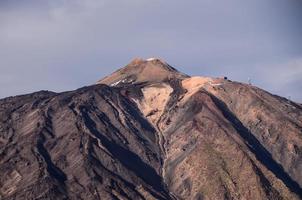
[
  {"left": 97, "top": 58, "right": 188, "bottom": 86},
  {"left": 0, "top": 59, "right": 302, "bottom": 200}
]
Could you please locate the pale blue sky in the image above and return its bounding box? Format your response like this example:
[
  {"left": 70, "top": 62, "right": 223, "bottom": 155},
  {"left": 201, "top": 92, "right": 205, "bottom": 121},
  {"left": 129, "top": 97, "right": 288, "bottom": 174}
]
[{"left": 0, "top": 0, "right": 301, "bottom": 101}]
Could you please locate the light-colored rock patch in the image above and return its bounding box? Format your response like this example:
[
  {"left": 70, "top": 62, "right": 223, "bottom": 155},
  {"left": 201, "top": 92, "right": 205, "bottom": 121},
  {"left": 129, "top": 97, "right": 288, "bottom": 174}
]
[
  {"left": 181, "top": 77, "right": 213, "bottom": 103},
  {"left": 133, "top": 83, "right": 173, "bottom": 126}
]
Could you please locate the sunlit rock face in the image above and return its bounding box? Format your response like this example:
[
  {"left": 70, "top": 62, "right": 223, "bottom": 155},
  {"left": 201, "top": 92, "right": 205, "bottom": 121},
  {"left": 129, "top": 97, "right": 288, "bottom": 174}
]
[{"left": 1, "top": 58, "right": 302, "bottom": 200}]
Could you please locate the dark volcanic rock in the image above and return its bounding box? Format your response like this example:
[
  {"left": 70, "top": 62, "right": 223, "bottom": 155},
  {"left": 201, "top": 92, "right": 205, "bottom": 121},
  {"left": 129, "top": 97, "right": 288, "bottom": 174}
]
[
  {"left": 0, "top": 85, "right": 169, "bottom": 200},
  {"left": 0, "top": 58, "right": 301, "bottom": 200}
]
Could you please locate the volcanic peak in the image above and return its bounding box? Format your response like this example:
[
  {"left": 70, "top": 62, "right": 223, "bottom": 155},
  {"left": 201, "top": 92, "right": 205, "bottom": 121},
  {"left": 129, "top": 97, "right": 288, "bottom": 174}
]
[{"left": 97, "top": 58, "right": 189, "bottom": 86}]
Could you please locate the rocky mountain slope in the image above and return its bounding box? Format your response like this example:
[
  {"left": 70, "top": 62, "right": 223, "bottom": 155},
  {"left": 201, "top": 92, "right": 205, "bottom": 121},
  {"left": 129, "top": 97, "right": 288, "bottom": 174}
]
[{"left": 0, "top": 58, "right": 301, "bottom": 200}]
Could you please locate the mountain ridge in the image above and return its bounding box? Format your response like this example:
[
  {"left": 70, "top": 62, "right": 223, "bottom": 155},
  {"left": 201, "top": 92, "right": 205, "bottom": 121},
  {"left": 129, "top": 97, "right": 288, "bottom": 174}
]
[{"left": 0, "top": 59, "right": 302, "bottom": 200}]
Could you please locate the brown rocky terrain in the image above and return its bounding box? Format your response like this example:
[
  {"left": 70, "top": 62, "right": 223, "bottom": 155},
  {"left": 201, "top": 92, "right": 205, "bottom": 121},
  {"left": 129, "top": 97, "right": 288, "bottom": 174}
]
[{"left": 0, "top": 58, "right": 301, "bottom": 200}]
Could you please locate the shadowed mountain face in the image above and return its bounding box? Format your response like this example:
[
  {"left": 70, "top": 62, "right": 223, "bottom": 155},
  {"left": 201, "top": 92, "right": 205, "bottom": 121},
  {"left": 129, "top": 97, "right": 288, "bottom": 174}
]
[{"left": 0, "top": 58, "right": 302, "bottom": 200}]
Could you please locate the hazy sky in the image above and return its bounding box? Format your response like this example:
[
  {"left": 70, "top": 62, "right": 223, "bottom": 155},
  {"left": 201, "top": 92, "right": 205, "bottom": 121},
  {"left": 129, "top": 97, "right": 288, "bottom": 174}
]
[{"left": 0, "top": 0, "right": 302, "bottom": 102}]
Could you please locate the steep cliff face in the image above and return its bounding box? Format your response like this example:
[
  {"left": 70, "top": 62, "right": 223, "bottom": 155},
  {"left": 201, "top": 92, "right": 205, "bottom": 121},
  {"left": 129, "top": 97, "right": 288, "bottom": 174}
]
[{"left": 0, "top": 58, "right": 301, "bottom": 200}]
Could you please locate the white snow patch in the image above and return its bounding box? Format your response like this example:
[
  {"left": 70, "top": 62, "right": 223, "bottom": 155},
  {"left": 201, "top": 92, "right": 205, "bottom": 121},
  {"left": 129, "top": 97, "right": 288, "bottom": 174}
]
[
  {"left": 209, "top": 81, "right": 222, "bottom": 86},
  {"left": 110, "top": 80, "right": 122, "bottom": 86},
  {"left": 146, "top": 58, "right": 157, "bottom": 61},
  {"left": 110, "top": 78, "right": 134, "bottom": 86}
]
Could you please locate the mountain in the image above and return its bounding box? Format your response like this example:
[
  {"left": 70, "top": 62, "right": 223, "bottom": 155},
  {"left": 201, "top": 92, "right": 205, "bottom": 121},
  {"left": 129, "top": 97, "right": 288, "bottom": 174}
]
[{"left": 0, "top": 58, "right": 302, "bottom": 200}]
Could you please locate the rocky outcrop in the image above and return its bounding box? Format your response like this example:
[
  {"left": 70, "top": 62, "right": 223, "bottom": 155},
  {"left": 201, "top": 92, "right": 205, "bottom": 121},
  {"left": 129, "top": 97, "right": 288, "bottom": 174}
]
[{"left": 0, "top": 58, "right": 301, "bottom": 199}]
